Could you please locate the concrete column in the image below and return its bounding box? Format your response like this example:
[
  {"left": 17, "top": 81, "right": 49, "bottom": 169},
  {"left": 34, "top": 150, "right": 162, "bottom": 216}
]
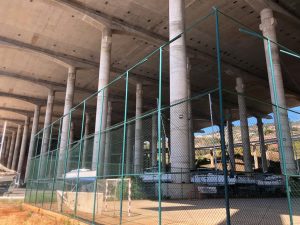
[
  {"left": 134, "top": 83, "right": 143, "bottom": 173},
  {"left": 12, "top": 125, "right": 22, "bottom": 171},
  {"left": 187, "top": 58, "right": 195, "bottom": 170},
  {"left": 0, "top": 121, "right": 7, "bottom": 161},
  {"left": 39, "top": 91, "right": 54, "bottom": 177},
  {"left": 257, "top": 117, "right": 268, "bottom": 172},
  {"left": 25, "top": 105, "right": 40, "bottom": 181},
  {"left": 260, "top": 8, "right": 296, "bottom": 173},
  {"left": 4, "top": 136, "right": 11, "bottom": 164},
  {"left": 1, "top": 136, "right": 7, "bottom": 164},
  {"left": 169, "top": 0, "right": 190, "bottom": 182},
  {"left": 103, "top": 101, "right": 112, "bottom": 176},
  {"left": 151, "top": 113, "right": 158, "bottom": 168},
  {"left": 82, "top": 112, "right": 90, "bottom": 168},
  {"left": 210, "top": 150, "right": 215, "bottom": 168},
  {"left": 92, "top": 27, "right": 112, "bottom": 173},
  {"left": 70, "top": 122, "right": 74, "bottom": 145},
  {"left": 7, "top": 131, "right": 16, "bottom": 169},
  {"left": 17, "top": 116, "right": 30, "bottom": 177},
  {"left": 126, "top": 124, "right": 134, "bottom": 174},
  {"left": 252, "top": 145, "right": 259, "bottom": 170},
  {"left": 41, "top": 90, "right": 55, "bottom": 155},
  {"left": 266, "top": 145, "right": 270, "bottom": 167},
  {"left": 67, "top": 122, "right": 74, "bottom": 170},
  {"left": 57, "top": 67, "right": 76, "bottom": 177},
  {"left": 226, "top": 110, "right": 235, "bottom": 171},
  {"left": 161, "top": 134, "right": 166, "bottom": 172},
  {"left": 236, "top": 77, "right": 252, "bottom": 172}
]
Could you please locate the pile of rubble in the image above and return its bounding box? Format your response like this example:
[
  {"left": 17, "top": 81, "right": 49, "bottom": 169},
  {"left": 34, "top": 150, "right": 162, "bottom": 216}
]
[{"left": 0, "top": 164, "right": 16, "bottom": 177}]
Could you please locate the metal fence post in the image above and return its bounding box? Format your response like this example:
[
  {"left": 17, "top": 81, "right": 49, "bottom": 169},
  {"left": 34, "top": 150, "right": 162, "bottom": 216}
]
[
  {"left": 267, "top": 38, "right": 293, "bottom": 225},
  {"left": 214, "top": 7, "right": 231, "bottom": 225},
  {"left": 119, "top": 71, "right": 129, "bottom": 224}
]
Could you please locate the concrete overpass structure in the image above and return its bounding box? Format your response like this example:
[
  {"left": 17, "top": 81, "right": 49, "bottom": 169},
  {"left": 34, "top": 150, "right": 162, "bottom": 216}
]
[{"left": 0, "top": 0, "right": 298, "bottom": 189}]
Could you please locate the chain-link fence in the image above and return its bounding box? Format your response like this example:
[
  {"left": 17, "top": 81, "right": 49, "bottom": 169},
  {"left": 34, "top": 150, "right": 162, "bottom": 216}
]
[{"left": 24, "top": 7, "right": 300, "bottom": 225}]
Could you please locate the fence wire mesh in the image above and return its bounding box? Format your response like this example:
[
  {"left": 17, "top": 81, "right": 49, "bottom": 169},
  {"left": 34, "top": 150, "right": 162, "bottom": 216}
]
[{"left": 24, "top": 7, "right": 300, "bottom": 225}]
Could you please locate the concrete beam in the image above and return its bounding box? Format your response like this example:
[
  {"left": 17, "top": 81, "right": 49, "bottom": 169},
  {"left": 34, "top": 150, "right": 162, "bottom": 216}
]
[
  {"left": 0, "top": 70, "right": 95, "bottom": 94},
  {"left": 0, "top": 118, "right": 41, "bottom": 126},
  {"left": 110, "top": 67, "right": 163, "bottom": 86},
  {"left": 0, "top": 36, "right": 90, "bottom": 69},
  {"left": 48, "top": 0, "right": 300, "bottom": 100},
  {"left": 0, "top": 92, "right": 46, "bottom": 105},
  {"left": 0, "top": 41, "right": 159, "bottom": 88},
  {"left": 0, "top": 92, "right": 86, "bottom": 110},
  {"left": 0, "top": 125, "right": 17, "bottom": 132},
  {"left": 0, "top": 107, "right": 30, "bottom": 117},
  {"left": 49, "top": 0, "right": 166, "bottom": 45},
  {"left": 0, "top": 106, "right": 61, "bottom": 118}
]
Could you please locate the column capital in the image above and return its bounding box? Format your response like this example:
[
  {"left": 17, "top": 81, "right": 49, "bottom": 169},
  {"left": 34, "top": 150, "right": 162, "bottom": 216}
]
[
  {"left": 47, "top": 88, "right": 55, "bottom": 96},
  {"left": 101, "top": 27, "right": 112, "bottom": 51},
  {"left": 102, "top": 27, "right": 112, "bottom": 38},
  {"left": 259, "top": 8, "right": 277, "bottom": 32},
  {"left": 34, "top": 104, "right": 41, "bottom": 111},
  {"left": 136, "top": 82, "right": 143, "bottom": 95},
  {"left": 235, "top": 77, "right": 244, "bottom": 93},
  {"left": 25, "top": 116, "right": 30, "bottom": 125},
  {"left": 68, "top": 66, "right": 76, "bottom": 75}
]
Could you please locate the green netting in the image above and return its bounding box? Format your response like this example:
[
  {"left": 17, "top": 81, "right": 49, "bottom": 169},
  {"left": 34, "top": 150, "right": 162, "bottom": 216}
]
[{"left": 24, "top": 7, "right": 300, "bottom": 225}]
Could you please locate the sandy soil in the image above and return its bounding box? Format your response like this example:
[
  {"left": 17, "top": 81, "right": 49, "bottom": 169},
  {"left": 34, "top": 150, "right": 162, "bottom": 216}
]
[{"left": 0, "top": 200, "right": 73, "bottom": 225}]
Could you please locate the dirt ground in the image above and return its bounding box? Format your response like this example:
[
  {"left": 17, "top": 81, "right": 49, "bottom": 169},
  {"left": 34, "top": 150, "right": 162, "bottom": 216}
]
[
  {"left": 1, "top": 197, "right": 299, "bottom": 225},
  {"left": 0, "top": 199, "right": 75, "bottom": 225}
]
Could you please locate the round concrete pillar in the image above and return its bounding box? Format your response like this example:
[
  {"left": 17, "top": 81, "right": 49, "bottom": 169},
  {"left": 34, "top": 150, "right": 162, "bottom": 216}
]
[
  {"left": 169, "top": 0, "right": 190, "bottom": 182},
  {"left": 260, "top": 8, "right": 296, "bottom": 173},
  {"left": 151, "top": 113, "right": 158, "bottom": 168},
  {"left": 57, "top": 67, "right": 76, "bottom": 177},
  {"left": 67, "top": 122, "right": 75, "bottom": 170},
  {"left": 92, "top": 27, "right": 112, "bottom": 173},
  {"left": 82, "top": 112, "right": 90, "bottom": 168},
  {"left": 161, "top": 134, "right": 167, "bottom": 172},
  {"left": 11, "top": 125, "right": 22, "bottom": 171},
  {"left": 25, "top": 105, "right": 40, "bottom": 181},
  {"left": 0, "top": 121, "right": 7, "bottom": 161},
  {"left": 226, "top": 109, "right": 235, "bottom": 171},
  {"left": 134, "top": 83, "right": 143, "bottom": 173},
  {"left": 41, "top": 90, "right": 55, "bottom": 155},
  {"left": 0, "top": 136, "right": 7, "bottom": 164},
  {"left": 4, "top": 135, "right": 12, "bottom": 164},
  {"left": 17, "top": 116, "right": 30, "bottom": 177},
  {"left": 103, "top": 101, "right": 112, "bottom": 176},
  {"left": 7, "top": 131, "right": 16, "bottom": 169},
  {"left": 253, "top": 145, "right": 259, "bottom": 170},
  {"left": 257, "top": 117, "right": 268, "bottom": 172},
  {"left": 236, "top": 77, "right": 252, "bottom": 172},
  {"left": 126, "top": 123, "right": 134, "bottom": 174}
]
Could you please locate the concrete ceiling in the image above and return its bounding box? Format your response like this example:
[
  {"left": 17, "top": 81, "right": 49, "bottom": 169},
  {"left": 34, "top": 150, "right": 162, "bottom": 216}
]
[{"left": 0, "top": 0, "right": 299, "bottom": 135}]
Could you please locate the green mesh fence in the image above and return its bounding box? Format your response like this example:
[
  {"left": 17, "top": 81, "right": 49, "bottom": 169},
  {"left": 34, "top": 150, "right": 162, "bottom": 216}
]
[{"left": 24, "top": 7, "right": 300, "bottom": 225}]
